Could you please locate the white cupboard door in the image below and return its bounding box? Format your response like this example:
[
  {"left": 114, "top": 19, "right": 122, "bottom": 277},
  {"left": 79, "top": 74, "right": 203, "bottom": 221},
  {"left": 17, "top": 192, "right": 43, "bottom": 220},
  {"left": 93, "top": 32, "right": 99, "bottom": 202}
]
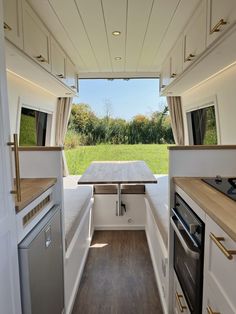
[
  {"left": 203, "top": 215, "right": 236, "bottom": 313},
  {"left": 207, "top": 0, "right": 236, "bottom": 46},
  {"left": 160, "top": 57, "right": 170, "bottom": 92},
  {"left": 183, "top": 1, "right": 206, "bottom": 70},
  {"left": 66, "top": 58, "right": 77, "bottom": 92},
  {"left": 51, "top": 38, "right": 66, "bottom": 83},
  {"left": 0, "top": 2, "right": 22, "bottom": 313},
  {"left": 3, "top": 0, "right": 23, "bottom": 49},
  {"left": 170, "top": 38, "right": 183, "bottom": 82},
  {"left": 22, "top": 0, "right": 51, "bottom": 72}
]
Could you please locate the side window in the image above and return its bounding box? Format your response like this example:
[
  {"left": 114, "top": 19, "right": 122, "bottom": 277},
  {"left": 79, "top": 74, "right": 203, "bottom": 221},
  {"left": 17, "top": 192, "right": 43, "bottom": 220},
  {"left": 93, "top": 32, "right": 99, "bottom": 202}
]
[
  {"left": 19, "top": 107, "right": 52, "bottom": 146},
  {"left": 188, "top": 105, "right": 218, "bottom": 145}
]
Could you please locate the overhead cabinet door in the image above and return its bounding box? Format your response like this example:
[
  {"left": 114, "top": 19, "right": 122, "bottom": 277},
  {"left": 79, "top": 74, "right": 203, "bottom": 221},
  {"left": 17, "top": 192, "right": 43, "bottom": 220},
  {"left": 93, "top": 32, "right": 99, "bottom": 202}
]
[
  {"left": 183, "top": 1, "right": 206, "bottom": 70},
  {"left": 207, "top": 0, "right": 236, "bottom": 46},
  {"left": 22, "top": 0, "right": 51, "bottom": 72},
  {"left": 3, "top": 0, "right": 23, "bottom": 49},
  {"left": 66, "top": 58, "right": 77, "bottom": 92},
  {"left": 51, "top": 38, "right": 66, "bottom": 82}
]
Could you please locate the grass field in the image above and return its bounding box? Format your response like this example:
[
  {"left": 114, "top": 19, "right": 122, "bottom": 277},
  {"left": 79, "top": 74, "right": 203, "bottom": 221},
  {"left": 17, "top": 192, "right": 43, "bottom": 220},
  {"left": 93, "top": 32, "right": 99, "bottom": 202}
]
[{"left": 65, "top": 144, "right": 170, "bottom": 175}]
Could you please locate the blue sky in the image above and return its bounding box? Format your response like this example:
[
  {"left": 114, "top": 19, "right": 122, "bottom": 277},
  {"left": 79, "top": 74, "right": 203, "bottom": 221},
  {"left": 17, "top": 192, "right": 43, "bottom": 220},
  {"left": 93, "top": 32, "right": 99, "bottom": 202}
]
[{"left": 73, "top": 79, "right": 166, "bottom": 120}]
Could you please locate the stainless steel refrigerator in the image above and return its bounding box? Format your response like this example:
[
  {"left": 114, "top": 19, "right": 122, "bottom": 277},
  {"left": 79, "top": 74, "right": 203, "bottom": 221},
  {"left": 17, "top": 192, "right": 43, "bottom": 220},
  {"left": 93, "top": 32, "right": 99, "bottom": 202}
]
[{"left": 18, "top": 205, "right": 64, "bottom": 314}]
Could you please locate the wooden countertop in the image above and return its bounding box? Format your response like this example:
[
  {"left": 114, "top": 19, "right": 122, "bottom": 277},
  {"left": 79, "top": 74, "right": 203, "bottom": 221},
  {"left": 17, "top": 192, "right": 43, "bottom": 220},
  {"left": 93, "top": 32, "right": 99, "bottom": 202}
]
[
  {"left": 168, "top": 145, "right": 236, "bottom": 150},
  {"left": 15, "top": 178, "right": 57, "bottom": 212},
  {"left": 18, "top": 146, "right": 64, "bottom": 151},
  {"left": 173, "top": 177, "right": 236, "bottom": 241}
]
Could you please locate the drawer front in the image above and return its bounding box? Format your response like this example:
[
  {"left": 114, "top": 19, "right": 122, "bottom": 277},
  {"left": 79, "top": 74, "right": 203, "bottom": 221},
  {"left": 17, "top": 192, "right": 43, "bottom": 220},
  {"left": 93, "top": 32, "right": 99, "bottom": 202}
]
[
  {"left": 204, "top": 215, "right": 236, "bottom": 310},
  {"left": 173, "top": 272, "right": 191, "bottom": 314}
]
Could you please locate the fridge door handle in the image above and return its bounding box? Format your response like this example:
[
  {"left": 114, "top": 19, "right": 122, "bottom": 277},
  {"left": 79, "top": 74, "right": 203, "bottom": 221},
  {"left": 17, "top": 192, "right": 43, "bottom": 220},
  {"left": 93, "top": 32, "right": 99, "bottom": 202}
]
[{"left": 45, "top": 226, "right": 52, "bottom": 248}]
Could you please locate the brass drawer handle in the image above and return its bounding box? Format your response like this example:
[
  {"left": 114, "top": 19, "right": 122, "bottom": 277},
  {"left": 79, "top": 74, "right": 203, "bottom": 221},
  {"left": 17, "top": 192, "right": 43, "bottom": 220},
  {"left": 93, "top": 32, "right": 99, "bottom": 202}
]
[
  {"left": 207, "top": 306, "right": 220, "bottom": 314},
  {"left": 184, "top": 53, "right": 195, "bottom": 62},
  {"left": 175, "top": 292, "right": 187, "bottom": 312},
  {"left": 171, "top": 73, "right": 177, "bottom": 78},
  {"left": 210, "top": 232, "right": 236, "bottom": 260},
  {"left": 7, "top": 134, "right": 21, "bottom": 202},
  {"left": 35, "top": 55, "right": 47, "bottom": 63},
  {"left": 4, "top": 22, "right": 12, "bottom": 31},
  {"left": 57, "top": 74, "right": 64, "bottom": 79},
  {"left": 210, "top": 19, "right": 227, "bottom": 34}
]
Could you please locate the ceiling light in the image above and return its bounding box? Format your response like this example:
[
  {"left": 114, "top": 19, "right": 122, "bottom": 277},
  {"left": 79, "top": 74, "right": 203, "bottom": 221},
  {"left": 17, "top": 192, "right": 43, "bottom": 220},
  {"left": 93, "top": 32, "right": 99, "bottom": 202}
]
[
  {"left": 114, "top": 57, "right": 122, "bottom": 60},
  {"left": 112, "top": 31, "right": 121, "bottom": 36}
]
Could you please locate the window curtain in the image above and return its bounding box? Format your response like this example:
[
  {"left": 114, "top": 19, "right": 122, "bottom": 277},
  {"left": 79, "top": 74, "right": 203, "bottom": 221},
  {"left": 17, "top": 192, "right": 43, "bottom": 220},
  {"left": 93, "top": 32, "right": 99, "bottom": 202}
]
[
  {"left": 55, "top": 97, "right": 73, "bottom": 176},
  {"left": 167, "top": 96, "right": 185, "bottom": 145}
]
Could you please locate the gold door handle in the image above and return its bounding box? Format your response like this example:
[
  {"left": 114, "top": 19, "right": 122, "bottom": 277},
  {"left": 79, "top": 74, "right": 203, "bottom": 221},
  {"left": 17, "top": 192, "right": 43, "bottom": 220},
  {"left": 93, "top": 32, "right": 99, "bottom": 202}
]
[
  {"left": 4, "top": 22, "right": 12, "bottom": 31},
  {"left": 57, "top": 74, "right": 64, "bottom": 79},
  {"left": 171, "top": 73, "right": 177, "bottom": 78},
  {"left": 7, "top": 134, "right": 21, "bottom": 202},
  {"left": 207, "top": 306, "right": 220, "bottom": 314},
  {"left": 210, "top": 19, "right": 227, "bottom": 34},
  {"left": 175, "top": 292, "right": 187, "bottom": 312},
  {"left": 35, "top": 55, "right": 47, "bottom": 63},
  {"left": 70, "top": 85, "right": 76, "bottom": 89},
  {"left": 161, "top": 84, "right": 166, "bottom": 89},
  {"left": 210, "top": 233, "right": 236, "bottom": 260},
  {"left": 184, "top": 53, "right": 195, "bottom": 62}
]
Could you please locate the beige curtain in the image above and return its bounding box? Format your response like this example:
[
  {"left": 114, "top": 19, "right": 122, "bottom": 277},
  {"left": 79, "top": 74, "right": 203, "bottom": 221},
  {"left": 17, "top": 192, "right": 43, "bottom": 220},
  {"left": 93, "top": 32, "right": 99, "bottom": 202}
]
[
  {"left": 55, "top": 97, "right": 73, "bottom": 176},
  {"left": 167, "top": 96, "right": 185, "bottom": 145}
]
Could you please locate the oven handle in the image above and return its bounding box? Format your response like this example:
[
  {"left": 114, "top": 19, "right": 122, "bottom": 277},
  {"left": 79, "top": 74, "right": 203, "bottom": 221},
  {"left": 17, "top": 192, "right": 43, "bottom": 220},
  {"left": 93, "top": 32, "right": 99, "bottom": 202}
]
[
  {"left": 170, "top": 217, "right": 200, "bottom": 260},
  {"left": 171, "top": 207, "right": 199, "bottom": 248}
]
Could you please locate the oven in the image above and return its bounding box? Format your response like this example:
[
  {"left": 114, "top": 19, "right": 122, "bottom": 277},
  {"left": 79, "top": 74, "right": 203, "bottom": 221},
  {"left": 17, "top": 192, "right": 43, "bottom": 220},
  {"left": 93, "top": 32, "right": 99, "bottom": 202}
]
[{"left": 171, "top": 193, "right": 205, "bottom": 314}]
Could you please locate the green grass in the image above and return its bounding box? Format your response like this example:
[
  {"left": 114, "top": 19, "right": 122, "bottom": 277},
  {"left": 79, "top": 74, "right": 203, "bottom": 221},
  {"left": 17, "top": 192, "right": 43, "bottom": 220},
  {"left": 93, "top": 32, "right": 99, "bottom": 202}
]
[
  {"left": 65, "top": 144, "right": 170, "bottom": 174},
  {"left": 19, "top": 114, "right": 37, "bottom": 146}
]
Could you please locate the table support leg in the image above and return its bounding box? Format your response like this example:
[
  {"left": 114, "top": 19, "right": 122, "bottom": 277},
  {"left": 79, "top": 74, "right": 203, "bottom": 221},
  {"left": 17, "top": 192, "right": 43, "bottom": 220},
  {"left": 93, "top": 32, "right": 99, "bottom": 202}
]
[{"left": 116, "top": 184, "right": 122, "bottom": 216}]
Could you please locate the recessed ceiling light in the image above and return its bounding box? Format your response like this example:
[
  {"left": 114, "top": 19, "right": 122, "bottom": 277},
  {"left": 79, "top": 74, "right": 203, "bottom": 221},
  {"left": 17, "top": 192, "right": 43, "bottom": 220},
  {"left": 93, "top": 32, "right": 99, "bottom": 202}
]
[
  {"left": 114, "top": 57, "right": 122, "bottom": 60},
  {"left": 112, "top": 31, "right": 121, "bottom": 36}
]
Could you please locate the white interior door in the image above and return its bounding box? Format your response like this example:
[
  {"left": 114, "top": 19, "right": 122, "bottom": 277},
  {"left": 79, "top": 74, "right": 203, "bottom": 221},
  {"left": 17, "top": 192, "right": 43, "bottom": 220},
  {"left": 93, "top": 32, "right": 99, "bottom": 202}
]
[{"left": 0, "top": 1, "right": 22, "bottom": 313}]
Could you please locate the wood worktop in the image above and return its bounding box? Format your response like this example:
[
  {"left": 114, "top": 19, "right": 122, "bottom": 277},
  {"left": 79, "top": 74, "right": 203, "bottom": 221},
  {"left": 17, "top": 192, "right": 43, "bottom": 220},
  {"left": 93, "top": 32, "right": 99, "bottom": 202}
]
[
  {"left": 18, "top": 146, "right": 64, "bottom": 151},
  {"left": 168, "top": 145, "right": 236, "bottom": 150},
  {"left": 173, "top": 177, "right": 236, "bottom": 241},
  {"left": 15, "top": 178, "right": 57, "bottom": 212}
]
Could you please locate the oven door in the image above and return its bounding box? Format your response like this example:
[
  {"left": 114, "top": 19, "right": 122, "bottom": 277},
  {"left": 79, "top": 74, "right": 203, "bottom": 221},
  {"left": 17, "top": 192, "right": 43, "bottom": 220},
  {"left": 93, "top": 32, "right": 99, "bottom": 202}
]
[{"left": 171, "top": 216, "right": 203, "bottom": 314}]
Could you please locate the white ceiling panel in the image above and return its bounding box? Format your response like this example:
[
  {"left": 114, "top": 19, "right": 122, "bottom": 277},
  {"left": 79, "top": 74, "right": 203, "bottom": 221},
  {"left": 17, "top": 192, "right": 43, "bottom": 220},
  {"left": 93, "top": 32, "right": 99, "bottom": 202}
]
[
  {"left": 137, "top": 0, "right": 181, "bottom": 72},
  {"left": 125, "top": 0, "right": 154, "bottom": 72},
  {"left": 102, "top": 0, "right": 127, "bottom": 72},
  {"left": 75, "top": 0, "right": 112, "bottom": 72},
  {"left": 26, "top": 0, "right": 202, "bottom": 77}
]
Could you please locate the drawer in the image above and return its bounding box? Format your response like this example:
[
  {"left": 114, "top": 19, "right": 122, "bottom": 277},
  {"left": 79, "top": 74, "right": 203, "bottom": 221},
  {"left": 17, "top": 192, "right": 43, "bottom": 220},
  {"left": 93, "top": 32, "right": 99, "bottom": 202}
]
[
  {"left": 204, "top": 215, "right": 236, "bottom": 310},
  {"left": 173, "top": 272, "right": 191, "bottom": 314}
]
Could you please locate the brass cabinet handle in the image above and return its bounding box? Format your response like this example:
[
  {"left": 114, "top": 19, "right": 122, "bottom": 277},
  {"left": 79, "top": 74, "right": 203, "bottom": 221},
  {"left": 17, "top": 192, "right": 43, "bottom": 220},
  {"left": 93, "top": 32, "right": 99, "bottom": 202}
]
[
  {"left": 161, "top": 84, "right": 166, "bottom": 89},
  {"left": 35, "top": 55, "right": 47, "bottom": 63},
  {"left": 210, "top": 232, "right": 236, "bottom": 260},
  {"left": 210, "top": 19, "right": 227, "bottom": 34},
  {"left": 7, "top": 134, "right": 21, "bottom": 202},
  {"left": 207, "top": 306, "right": 220, "bottom": 314},
  {"left": 171, "top": 73, "right": 177, "bottom": 78},
  {"left": 70, "top": 85, "right": 76, "bottom": 89},
  {"left": 57, "top": 74, "right": 65, "bottom": 79},
  {"left": 4, "top": 22, "right": 12, "bottom": 31},
  {"left": 175, "top": 292, "right": 187, "bottom": 312},
  {"left": 184, "top": 53, "right": 195, "bottom": 62}
]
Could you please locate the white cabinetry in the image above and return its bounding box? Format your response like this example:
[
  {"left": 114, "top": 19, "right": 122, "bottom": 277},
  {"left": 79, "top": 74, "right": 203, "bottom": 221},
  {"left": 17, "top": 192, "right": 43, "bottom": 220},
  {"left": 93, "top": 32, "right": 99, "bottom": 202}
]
[
  {"left": 206, "top": 0, "right": 236, "bottom": 46},
  {"left": 160, "top": 57, "right": 170, "bottom": 92},
  {"left": 170, "top": 38, "right": 183, "bottom": 83},
  {"left": 202, "top": 214, "right": 236, "bottom": 314},
  {"left": 66, "top": 58, "right": 78, "bottom": 92},
  {"left": 22, "top": 0, "right": 51, "bottom": 72},
  {"left": 3, "top": 0, "right": 23, "bottom": 49},
  {"left": 183, "top": 1, "right": 206, "bottom": 70},
  {"left": 173, "top": 273, "right": 190, "bottom": 314},
  {"left": 51, "top": 38, "right": 66, "bottom": 83}
]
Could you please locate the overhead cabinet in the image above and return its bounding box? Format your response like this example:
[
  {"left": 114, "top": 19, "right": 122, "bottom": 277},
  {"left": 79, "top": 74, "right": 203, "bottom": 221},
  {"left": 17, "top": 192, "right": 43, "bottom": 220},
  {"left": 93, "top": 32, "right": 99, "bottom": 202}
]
[
  {"left": 22, "top": 0, "right": 51, "bottom": 72},
  {"left": 51, "top": 38, "right": 66, "bottom": 83},
  {"left": 183, "top": 1, "right": 206, "bottom": 70},
  {"left": 3, "top": 0, "right": 23, "bottom": 49},
  {"left": 160, "top": 57, "right": 171, "bottom": 93},
  {"left": 170, "top": 38, "right": 183, "bottom": 83},
  {"left": 66, "top": 58, "right": 78, "bottom": 92},
  {"left": 206, "top": 0, "right": 236, "bottom": 46}
]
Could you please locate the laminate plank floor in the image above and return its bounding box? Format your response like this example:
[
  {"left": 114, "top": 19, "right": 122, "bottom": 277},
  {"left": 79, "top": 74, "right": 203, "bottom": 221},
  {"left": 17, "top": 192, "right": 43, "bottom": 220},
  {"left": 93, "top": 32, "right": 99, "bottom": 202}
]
[{"left": 72, "top": 231, "right": 164, "bottom": 314}]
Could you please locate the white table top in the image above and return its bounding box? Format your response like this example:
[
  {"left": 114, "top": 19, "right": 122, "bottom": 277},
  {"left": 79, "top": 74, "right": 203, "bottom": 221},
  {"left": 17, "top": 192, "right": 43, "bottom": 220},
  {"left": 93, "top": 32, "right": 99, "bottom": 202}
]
[{"left": 77, "top": 161, "right": 157, "bottom": 185}]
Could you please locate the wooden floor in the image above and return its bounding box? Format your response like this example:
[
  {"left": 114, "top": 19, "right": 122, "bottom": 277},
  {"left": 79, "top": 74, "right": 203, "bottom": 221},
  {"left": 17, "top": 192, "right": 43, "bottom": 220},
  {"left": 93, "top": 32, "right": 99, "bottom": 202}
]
[{"left": 72, "top": 231, "right": 163, "bottom": 314}]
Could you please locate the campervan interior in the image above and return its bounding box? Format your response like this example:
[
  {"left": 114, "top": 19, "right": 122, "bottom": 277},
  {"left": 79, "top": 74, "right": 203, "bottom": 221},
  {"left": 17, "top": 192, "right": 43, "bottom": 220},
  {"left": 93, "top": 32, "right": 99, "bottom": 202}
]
[{"left": 1, "top": 1, "right": 236, "bottom": 314}]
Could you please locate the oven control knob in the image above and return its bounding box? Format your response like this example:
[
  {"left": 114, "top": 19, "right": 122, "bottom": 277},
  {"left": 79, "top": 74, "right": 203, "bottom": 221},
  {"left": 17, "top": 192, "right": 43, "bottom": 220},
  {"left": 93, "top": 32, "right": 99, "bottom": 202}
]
[{"left": 189, "top": 224, "right": 198, "bottom": 234}]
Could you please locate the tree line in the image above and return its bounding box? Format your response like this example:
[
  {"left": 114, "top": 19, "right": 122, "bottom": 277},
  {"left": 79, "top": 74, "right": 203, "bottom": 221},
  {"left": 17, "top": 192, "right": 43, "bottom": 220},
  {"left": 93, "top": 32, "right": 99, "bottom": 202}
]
[{"left": 65, "top": 103, "right": 174, "bottom": 148}]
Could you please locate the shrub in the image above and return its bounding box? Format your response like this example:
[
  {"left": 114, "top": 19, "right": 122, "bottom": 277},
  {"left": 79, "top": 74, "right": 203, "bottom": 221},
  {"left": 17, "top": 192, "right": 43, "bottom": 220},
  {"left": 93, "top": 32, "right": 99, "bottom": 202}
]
[{"left": 64, "top": 130, "right": 81, "bottom": 149}]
